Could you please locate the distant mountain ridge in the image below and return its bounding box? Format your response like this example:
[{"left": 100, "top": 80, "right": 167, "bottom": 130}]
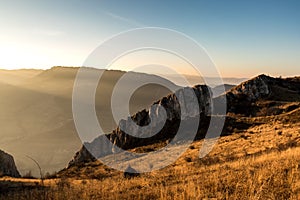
[
  {"left": 162, "top": 73, "right": 247, "bottom": 87},
  {"left": 0, "top": 67, "right": 178, "bottom": 177}
]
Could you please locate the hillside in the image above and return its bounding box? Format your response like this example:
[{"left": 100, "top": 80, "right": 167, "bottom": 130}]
[
  {"left": 67, "top": 74, "right": 300, "bottom": 167},
  {"left": 0, "top": 67, "right": 179, "bottom": 176},
  {"left": 0, "top": 69, "right": 42, "bottom": 85},
  {"left": 211, "top": 84, "right": 235, "bottom": 97},
  {"left": 0, "top": 74, "right": 299, "bottom": 199},
  {"left": 2, "top": 105, "right": 299, "bottom": 199}
]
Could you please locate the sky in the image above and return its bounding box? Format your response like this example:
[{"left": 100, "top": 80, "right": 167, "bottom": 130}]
[{"left": 0, "top": 0, "right": 299, "bottom": 78}]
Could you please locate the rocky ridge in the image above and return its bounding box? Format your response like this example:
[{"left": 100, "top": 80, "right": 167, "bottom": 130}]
[
  {"left": 224, "top": 74, "right": 300, "bottom": 116},
  {"left": 68, "top": 85, "right": 212, "bottom": 166},
  {"left": 68, "top": 74, "right": 300, "bottom": 167}
]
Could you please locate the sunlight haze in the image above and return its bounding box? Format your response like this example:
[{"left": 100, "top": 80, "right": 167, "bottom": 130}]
[{"left": 0, "top": 0, "right": 299, "bottom": 77}]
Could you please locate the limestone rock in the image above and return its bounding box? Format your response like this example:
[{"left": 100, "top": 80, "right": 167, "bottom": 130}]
[
  {"left": 68, "top": 85, "right": 211, "bottom": 167},
  {"left": 229, "top": 74, "right": 271, "bottom": 101}
]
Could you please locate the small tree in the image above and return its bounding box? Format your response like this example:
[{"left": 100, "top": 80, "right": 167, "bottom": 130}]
[{"left": 23, "top": 170, "right": 34, "bottom": 179}]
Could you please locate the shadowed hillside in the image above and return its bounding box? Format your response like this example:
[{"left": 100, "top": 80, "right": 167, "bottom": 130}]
[
  {"left": 0, "top": 67, "right": 179, "bottom": 176},
  {"left": 0, "top": 69, "right": 42, "bottom": 85}
]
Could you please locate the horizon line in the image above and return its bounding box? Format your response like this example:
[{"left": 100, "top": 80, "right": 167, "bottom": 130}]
[{"left": 1, "top": 65, "right": 299, "bottom": 79}]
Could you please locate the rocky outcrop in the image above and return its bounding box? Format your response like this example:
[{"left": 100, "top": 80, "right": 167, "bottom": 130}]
[
  {"left": 229, "top": 74, "right": 271, "bottom": 101},
  {"left": 228, "top": 74, "right": 300, "bottom": 102},
  {"left": 109, "top": 85, "right": 211, "bottom": 148},
  {"left": 215, "top": 74, "right": 300, "bottom": 116},
  {"left": 68, "top": 74, "right": 300, "bottom": 167},
  {"left": 0, "top": 150, "right": 21, "bottom": 178},
  {"left": 68, "top": 85, "right": 212, "bottom": 167},
  {"left": 68, "top": 146, "right": 96, "bottom": 167}
]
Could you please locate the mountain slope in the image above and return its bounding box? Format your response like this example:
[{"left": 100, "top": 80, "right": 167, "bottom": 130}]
[
  {"left": 68, "top": 74, "right": 300, "bottom": 167},
  {"left": 0, "top": 69, "right": 42, "bottom": 85},
  {"left": 0, "top": 67, "right": 178, "bottom": 176},
  {"left": 54, "top": 104, "right": 300, "bottom": 199}
]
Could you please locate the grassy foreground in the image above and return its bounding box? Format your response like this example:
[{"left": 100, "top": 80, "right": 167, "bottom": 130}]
[
  {"left": 1, "top": 145, "right": 299, "bottom": 200},
  {"left": 1, "top": 107, "right": 300, "bottom": 199}
]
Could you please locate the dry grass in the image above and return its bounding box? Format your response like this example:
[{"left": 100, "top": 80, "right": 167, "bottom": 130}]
[
  {"left": 1, "top": 143, "right": 300, "bottom": 199},
  {"left": 1, "top": 102, "right": 299, "bottom": 200}
]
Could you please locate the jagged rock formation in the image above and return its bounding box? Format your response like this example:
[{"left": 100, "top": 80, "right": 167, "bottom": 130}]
[
  {"left": 0, "top": 150, "right": 21, "bottom": 178},
  {"left": 214, "top": 74, "right": 300, "bottom": 116},
  {"left": 68, "top": 85, "right": 212, "bottom": 167},
  {"left": 229, "top": 74, "right": 272, "bottom": 101},
  {"left": 68, "top": 74, "right": 300, "bottom": 167},
  {"left": 68, "top": 146, "right": 96, "bottom": 166},
  {"left": 109, "top": 85, "right": 211, "bottom": 148}
]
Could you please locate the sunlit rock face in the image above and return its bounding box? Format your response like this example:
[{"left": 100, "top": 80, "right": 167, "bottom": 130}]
[
  {"left": 109, "top": 85, "right": 211, "bottom": 149},
  {"left": 221, "top": 74, "right": 300, "bottom": 116},
  {"left": 230, "top": 74, "right": 271, "bottom": 101},
  {"left": 68, "top": 85, "right": 212, "bottom": 167},
  {"left": 227, "top": 74, "right": 300, "bottom": 104},
  {"left": 0, "top": 150, "right": 20, "bottom": 178}
]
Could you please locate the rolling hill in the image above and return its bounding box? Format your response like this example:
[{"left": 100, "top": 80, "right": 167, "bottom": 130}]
[{"left": 0, "top": 67, "right": 179, "bottom": 176}]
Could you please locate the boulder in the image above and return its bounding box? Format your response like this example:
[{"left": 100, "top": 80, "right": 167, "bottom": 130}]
[
  {"left": 123, "top": 165, "right": 139, "bottom": 179},
  {"left": 0, "top": 150, "right": 21, "bottom": 178}
]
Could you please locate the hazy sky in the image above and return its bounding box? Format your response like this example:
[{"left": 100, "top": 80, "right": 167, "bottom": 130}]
[{"left": 0, "top": 0, "right": 299, "bottom": 77}]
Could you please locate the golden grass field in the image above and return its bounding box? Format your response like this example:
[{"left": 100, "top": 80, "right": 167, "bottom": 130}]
[{"left": 1, "top": 106, "right": 300, "bottom": 200}]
